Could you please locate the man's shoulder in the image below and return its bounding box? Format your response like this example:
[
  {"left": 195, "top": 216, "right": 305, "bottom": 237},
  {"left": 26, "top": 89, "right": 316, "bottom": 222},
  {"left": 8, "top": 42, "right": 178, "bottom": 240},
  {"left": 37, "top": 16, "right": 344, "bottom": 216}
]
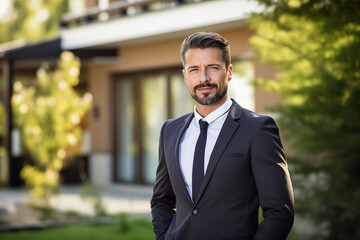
[
  {"left": 230, "top": 99, "right": 265, "bottom": 120},
  {"left": 163, "top": 112, "right": 193, "bottom": 129},
  {"left": 241, "top": 107, "right": 266, "bottom": 120},
  {"left": 233, "top": 103, "right": 276, "bottom": 127}
]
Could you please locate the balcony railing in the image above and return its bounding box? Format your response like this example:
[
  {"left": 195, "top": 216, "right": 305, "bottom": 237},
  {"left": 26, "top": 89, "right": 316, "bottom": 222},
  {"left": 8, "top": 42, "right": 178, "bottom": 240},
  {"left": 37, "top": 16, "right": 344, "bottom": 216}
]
[{"left": 61, "top": 0, "right": 206, "bottom": 28}]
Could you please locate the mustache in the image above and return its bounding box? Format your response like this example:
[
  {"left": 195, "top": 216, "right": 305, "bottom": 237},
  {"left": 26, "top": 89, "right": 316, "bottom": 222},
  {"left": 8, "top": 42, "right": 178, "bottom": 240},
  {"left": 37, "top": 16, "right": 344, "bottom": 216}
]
[{"left": 194, "top": 83, "right": 218, "bottom": 91}]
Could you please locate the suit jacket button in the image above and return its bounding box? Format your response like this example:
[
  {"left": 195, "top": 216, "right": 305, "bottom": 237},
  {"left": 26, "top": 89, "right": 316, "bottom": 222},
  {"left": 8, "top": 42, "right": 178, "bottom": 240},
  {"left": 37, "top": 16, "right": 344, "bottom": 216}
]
[{"left": 192, "top": 209, "right": 198, "bottom": 215}]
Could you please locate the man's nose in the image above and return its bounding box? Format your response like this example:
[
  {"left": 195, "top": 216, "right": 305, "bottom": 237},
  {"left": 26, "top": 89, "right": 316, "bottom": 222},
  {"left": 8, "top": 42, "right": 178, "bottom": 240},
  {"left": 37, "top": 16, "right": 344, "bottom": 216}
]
[{"left": 199, "top": 68, "right": 210, "bottom": 83}]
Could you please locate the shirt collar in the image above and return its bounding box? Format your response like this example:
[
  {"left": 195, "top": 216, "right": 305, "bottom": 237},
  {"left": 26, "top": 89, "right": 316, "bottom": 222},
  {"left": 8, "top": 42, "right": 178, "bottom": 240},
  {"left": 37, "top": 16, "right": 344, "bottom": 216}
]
[{"left": 194, "top": 97, "right": 232, "bottom": 125}]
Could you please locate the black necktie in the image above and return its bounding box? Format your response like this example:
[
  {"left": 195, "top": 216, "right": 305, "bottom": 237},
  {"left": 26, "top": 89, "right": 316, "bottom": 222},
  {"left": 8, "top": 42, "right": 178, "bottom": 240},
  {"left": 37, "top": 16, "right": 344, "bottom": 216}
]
[{"left": 192, "top": 119, "right": 208, "bottom": 202}]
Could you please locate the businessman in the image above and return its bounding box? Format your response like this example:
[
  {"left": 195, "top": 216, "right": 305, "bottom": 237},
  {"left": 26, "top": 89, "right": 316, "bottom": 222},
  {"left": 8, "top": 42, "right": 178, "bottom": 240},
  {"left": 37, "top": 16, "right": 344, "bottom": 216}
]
[{"left": 151, "top": 32, "right": 294, "bottom": 240}]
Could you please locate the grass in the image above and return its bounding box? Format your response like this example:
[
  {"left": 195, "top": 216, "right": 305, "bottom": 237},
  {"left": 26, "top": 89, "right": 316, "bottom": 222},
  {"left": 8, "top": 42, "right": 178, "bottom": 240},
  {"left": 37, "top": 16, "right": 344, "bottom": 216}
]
[
  {"left": 1, "top": 210, "right": 299, "bottom": 240},
  {"left": 0, "top": 216, "right": 154, "bottom": 240}
]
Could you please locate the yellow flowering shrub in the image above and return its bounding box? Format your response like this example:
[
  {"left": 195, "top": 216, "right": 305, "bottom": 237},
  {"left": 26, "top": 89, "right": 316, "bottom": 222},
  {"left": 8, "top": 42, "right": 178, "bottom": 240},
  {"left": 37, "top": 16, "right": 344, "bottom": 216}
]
[{"left": 12, "top": 51, "right": 92, "bottom": 204}]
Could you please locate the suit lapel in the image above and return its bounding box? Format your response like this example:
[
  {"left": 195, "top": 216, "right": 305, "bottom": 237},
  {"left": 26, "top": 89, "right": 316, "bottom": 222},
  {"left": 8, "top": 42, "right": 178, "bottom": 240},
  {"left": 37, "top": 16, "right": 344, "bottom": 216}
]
[
  {"left": 174, "top": 113, "right": 194, "bottom": 204},
  {"left": 195, "top": 101, "right": 242, "bottom": 205}
]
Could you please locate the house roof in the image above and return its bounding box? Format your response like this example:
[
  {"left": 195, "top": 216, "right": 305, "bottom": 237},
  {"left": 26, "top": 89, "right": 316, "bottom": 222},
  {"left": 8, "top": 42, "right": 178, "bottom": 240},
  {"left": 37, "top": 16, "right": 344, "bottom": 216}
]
[
  {"left": 60, "top": 0, "right": 262, "bottom": 50},
  {"left": 0, "top": 0, "right": 262, "bottom": 61}
]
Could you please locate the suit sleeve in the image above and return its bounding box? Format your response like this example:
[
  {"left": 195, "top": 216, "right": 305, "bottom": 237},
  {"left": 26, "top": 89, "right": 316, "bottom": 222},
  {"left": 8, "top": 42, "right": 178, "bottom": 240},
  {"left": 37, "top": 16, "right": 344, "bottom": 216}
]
[
  {"left": 151, "top": 121, "right": 176, "bottom": 240},
  {"left": 251, "top": 116, "right": 295, "bottom": 240}
]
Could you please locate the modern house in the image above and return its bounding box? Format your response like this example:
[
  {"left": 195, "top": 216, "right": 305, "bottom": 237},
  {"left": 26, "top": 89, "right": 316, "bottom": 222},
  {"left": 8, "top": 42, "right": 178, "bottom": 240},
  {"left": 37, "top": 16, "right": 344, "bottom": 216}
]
[{"left": 0, "top": 0, "right": 279, "bottom": 188}]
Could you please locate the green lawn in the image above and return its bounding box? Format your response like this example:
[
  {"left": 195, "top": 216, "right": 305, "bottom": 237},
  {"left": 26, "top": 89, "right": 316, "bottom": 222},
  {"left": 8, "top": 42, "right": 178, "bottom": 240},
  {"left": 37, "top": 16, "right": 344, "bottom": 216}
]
[
  {"left": 0, "top": 218, "right": 154, "bottom": 240},
  {"left": 0, "top": 214, "right": 300, "bottom": 240}
]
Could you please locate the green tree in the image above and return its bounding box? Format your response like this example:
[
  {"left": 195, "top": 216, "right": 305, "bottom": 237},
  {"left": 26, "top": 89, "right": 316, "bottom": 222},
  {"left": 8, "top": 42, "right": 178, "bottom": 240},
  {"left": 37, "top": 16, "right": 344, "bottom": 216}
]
[
  {"left": 0, "top": 101, "right": 4, "bottom": 146},
  {"left": 0, "top": 0, "right": 68, "bottom": 43},
  {"left": 250, "top": 0, "right": 360, "bottom": 239},
  {"left": 0, "top": 79, "right": 5, "bottom": 182},
  {"left": 11, "top": 51, "right": 92, "bottom": 209}
]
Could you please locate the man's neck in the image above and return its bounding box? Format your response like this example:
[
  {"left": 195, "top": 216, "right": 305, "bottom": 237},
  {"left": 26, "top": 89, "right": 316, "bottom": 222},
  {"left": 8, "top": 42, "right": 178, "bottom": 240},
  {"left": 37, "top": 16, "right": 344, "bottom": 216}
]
[{"left": 195, "top": 95, "right": 228, "bottom": 117}]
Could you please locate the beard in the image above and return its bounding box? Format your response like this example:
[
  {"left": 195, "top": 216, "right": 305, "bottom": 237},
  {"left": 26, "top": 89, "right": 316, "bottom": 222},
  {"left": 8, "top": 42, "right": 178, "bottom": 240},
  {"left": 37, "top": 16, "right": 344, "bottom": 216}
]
[{"left": 191, "top": 82, "right": 227, "bottom": 105}]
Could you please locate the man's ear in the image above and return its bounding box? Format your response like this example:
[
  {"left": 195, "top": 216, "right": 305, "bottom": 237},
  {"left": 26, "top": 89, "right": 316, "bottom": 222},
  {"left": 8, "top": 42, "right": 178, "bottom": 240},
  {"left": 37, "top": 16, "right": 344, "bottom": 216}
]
[{"left": 227, "top": 64, "right": 233, "bottom": 82}]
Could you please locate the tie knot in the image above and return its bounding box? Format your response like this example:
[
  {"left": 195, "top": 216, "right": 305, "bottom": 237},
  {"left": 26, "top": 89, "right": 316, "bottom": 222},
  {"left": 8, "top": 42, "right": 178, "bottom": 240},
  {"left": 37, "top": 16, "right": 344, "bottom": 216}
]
[{"left": 199, "top": 120, "right": 208, "bottom": 131}]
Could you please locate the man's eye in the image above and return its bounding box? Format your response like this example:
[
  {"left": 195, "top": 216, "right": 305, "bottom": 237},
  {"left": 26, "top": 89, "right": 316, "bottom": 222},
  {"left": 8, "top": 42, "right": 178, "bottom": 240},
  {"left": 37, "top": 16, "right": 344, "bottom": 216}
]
[
  {"left": 189, "top": 69, "right": 198, "bottom": 72},
  {"left": 209, "top": 66, "right": 219, "bottom": 70}
]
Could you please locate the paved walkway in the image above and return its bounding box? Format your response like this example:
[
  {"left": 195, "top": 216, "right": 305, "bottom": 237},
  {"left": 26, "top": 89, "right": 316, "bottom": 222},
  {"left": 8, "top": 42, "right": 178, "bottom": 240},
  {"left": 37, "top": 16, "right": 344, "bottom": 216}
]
[{"left": 0, "top": 184, "right": 153, "bottom": 218}]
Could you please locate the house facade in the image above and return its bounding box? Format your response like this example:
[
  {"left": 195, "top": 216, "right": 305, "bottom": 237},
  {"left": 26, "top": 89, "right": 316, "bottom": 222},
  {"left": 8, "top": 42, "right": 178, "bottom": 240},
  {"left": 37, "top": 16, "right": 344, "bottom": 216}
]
[{"left": 1, "top": 0, "right": 280, "bottom": 187}]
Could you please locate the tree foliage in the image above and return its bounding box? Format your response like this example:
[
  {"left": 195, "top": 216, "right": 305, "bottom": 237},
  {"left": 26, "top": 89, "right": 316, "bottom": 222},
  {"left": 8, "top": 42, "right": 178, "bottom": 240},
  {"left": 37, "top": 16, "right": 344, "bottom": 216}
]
[
  {"left": 11, "top": 52, "right": 92, "bottom": 207},
  {"left": 250, "top": 0, "right": 360, "bottom": 239},
  {"left": 0, "top": 0, "right": 68, "bottom": 43},
  {"left": 0, "top": 102, "right": 4, "bottom": 145},
  {"left": 0, "top": 0, "right": 68, "bottom": 152}
]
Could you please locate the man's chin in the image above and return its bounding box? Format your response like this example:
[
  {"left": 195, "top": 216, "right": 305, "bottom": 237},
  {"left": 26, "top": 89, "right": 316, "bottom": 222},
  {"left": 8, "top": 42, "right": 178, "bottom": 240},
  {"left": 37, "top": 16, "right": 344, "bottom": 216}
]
[{"left": 194, "top": 96, "right": 218, "bottom": 105}]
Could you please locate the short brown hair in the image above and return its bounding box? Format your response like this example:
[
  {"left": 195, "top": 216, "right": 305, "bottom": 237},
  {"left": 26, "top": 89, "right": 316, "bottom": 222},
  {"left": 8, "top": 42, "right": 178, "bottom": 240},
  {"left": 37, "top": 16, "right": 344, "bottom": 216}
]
[{"left": 180, "top": 32, "right": 231, "bottom": 68}]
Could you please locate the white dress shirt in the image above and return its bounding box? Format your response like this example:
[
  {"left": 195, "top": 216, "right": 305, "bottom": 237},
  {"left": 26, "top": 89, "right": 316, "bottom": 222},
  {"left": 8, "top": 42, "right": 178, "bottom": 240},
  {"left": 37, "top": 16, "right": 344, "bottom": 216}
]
[{"left": 179, "top": 97, "right": 232, "bottom": 200}]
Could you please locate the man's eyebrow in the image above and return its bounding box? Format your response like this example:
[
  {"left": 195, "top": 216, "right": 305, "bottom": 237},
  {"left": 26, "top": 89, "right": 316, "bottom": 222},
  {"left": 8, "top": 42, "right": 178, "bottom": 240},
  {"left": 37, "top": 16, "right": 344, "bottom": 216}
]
[
  {"left": 187, "top": 64, "right": 221, "bottom": 69},
  {"left": 187, "top": 65, "right": 199, "bottom": 69},
  {"left": 207, "top": 63, "right": 222, "bottom": 67}
]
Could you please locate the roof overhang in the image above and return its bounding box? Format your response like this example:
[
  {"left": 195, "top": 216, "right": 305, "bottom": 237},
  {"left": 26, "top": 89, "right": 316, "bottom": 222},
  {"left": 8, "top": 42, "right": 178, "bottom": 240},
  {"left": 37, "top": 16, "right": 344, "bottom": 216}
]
[
  {"left": 0, "top": 38, "right": 62, "bottom": 60},
  {"left": 0, "top": 38, "right": 117, "bottom": 62},
  {"left": 61, "top": 0, "right": 262, "bottom": 50}
]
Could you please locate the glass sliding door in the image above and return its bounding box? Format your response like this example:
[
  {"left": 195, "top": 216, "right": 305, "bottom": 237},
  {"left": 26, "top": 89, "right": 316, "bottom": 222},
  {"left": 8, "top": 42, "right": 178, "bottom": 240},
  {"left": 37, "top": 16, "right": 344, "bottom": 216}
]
[
  {"left": 114, "top": 68, "right": 193, "bottom": 184},
  {"left": 142, "top": 75, "right": 167, "bottom": 184},
  {"left": 116, "top": 80, "right": 136, "bottom": 182},
  {"left": 170, "top": 74, "right": 194, "bottom": 118}
]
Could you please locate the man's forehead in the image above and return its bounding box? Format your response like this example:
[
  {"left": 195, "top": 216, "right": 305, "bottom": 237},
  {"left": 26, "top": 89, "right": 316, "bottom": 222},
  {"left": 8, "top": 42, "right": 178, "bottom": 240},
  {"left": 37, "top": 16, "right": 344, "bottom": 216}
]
[{"left": 184, "top": 48, "right": 224, "bottom": 66}]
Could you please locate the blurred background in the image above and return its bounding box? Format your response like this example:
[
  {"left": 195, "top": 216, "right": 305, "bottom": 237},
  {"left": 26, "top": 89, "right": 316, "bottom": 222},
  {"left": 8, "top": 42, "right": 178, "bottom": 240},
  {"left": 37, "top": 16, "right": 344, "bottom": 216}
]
[{"left": 0, "top": 0, "right": 359, "bottom": 239}]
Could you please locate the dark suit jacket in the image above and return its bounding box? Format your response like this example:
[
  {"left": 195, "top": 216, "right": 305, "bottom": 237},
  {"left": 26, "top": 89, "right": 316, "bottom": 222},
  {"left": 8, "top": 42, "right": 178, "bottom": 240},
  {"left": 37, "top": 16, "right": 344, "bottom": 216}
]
[{"left": 151, "top": 100, "right": 294, "bottom": 240}]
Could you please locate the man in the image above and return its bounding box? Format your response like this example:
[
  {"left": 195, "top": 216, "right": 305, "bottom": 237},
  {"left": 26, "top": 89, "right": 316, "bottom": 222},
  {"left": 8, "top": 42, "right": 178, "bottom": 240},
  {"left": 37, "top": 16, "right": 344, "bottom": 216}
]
[{"left": 151, "top": 32, "right": 294, "bottom": 240}]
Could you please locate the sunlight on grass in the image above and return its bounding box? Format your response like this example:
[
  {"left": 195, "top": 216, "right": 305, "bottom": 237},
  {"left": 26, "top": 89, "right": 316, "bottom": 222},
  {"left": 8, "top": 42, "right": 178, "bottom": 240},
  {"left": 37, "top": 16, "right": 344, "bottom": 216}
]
[{"left": 0, "top": 218, "right": 154, "bottom": 240}]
